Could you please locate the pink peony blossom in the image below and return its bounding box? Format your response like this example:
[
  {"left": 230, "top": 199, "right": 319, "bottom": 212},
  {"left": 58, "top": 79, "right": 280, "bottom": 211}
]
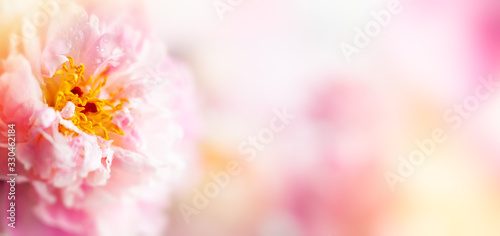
[{"left": 0, "top": 2, "right": 197, "bottom": 235}]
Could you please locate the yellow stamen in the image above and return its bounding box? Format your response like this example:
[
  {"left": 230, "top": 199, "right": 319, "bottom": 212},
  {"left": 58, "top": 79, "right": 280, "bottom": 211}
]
[{"left": 44, "top": 57, "right": 126, "bottom": 140}]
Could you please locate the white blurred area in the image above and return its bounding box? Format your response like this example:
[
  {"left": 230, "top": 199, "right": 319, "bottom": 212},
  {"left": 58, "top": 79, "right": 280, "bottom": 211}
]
[{"left": 141, "top": 0, "right": 500, "bottom": 235}]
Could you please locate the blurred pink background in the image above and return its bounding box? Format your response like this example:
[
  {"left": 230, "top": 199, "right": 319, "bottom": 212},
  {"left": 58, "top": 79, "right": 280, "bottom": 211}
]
[{"left": 3, "top": 0, "right": 500, "bottom": 235}]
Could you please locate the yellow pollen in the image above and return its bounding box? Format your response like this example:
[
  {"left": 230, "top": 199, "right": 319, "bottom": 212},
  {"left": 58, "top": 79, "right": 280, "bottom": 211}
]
[{"left": 44, "top": 57, "right": 126, "bottom": 140}]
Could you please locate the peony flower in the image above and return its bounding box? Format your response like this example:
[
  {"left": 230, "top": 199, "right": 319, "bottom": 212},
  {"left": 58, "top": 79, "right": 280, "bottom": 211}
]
[{"left": 0, "top": 2, "right": 196, "bottom": 235}]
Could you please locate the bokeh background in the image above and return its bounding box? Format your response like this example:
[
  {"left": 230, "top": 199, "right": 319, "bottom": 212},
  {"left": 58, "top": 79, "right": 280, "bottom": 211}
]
[{"left": 3, "top": 0, "right": 500, "bottom": 235}]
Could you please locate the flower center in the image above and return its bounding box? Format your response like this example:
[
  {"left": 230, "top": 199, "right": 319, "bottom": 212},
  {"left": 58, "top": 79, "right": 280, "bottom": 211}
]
[{"left": 44, "top": 57, "right": 126, "bottom": 140}]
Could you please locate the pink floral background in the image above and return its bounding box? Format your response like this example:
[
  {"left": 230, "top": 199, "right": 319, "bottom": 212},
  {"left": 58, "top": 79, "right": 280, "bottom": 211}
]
[{"left": 1, "top": 0, "right": 500, "bottom": 235}]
